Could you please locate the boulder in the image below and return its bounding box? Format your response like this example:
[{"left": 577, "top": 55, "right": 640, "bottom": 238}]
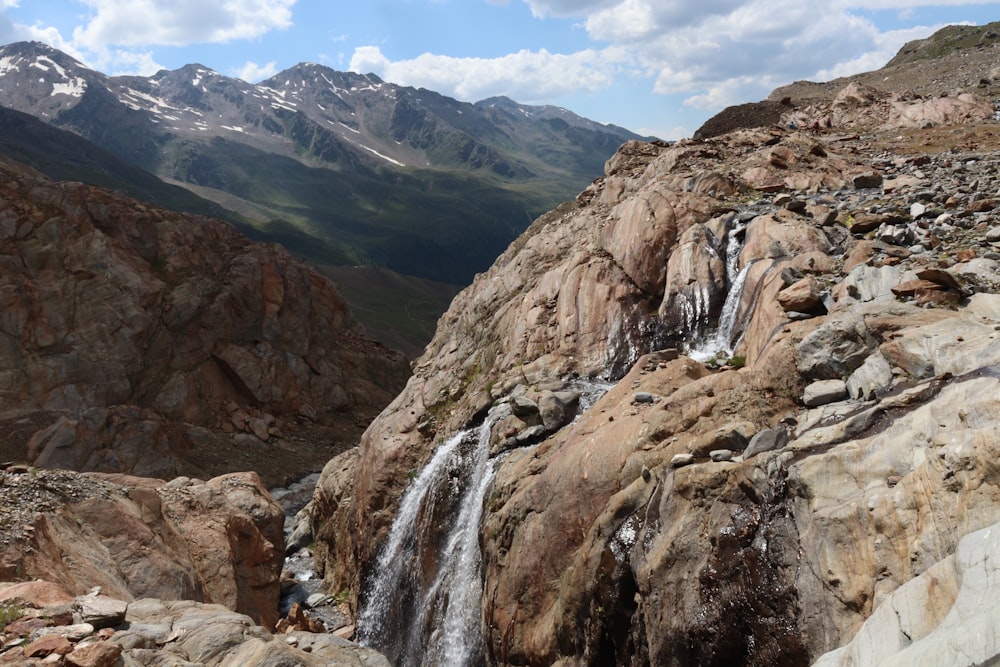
[
  {"left": 0, "top": 470, "right": 284, "bottom": 628},
  {"left": 778, "top": 276, "right": 824, "bottom": 312},
  {"left": 846, "top": 351, "right": 894, "bottom": 401},
  {"left": 796, "top": 312, "right": 875, "bottom": 380},
  {"left": 743, "top": 427, "right": 790, "bottom": 458},
  {"left": 802, "top": 379, "right": 848, "bottom": 407}
]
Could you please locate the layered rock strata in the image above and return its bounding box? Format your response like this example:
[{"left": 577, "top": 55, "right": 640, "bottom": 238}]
[
  {"left": 316, "top": 81, "right": 1000, "bottom": 666},
  {"left": 0, "top": 156, "right": 410, "bottom": 485}
]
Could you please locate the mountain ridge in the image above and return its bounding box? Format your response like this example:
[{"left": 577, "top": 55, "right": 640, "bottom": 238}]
[{"left": 0, "top": 40, "right": 646, "bottom": 286}]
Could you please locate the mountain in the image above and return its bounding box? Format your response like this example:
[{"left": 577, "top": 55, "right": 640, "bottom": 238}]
[
  {"left": 0, "top": 41, "right": 646, "bottom": 287},
  {"left": 307, "top": 23, "right": 1000, "bottom": 666},
  {"left": 0, "top": 154, "right": 410, "bottom": 488}
]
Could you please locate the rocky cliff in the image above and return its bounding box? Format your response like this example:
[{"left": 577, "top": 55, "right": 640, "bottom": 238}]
[
  {"left": 0, "top": 156, "right": 410, "bottom": 486},
  {"left": 314, "top": 33, "right": 1000, "bottom": 667}
]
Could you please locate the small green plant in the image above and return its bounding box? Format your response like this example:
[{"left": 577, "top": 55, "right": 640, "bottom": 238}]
[
  {"left": 0, "top": 602, "right": 23, "bottom": 629},
  {"left": 332, "top": 589, "right": 351, "bottom": 605},
  {"left": 728, "top": 355, "right": 746, "bottom": 368}
]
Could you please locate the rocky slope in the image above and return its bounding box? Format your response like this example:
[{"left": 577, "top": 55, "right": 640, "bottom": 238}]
[
  {"left": 312, "top": 27, "right": 1000, "bottom": 667},
  {"left": 0, "top": 155, "right": 409, "bottom": 486}
]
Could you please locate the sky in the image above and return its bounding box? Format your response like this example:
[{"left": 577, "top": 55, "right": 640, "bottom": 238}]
[{"left": 1, "top": 1, "right": 998, "bottom": 140}]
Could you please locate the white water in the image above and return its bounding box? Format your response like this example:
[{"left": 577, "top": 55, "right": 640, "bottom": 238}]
[
  {"left": 357, "top": 406, "right": 508, "bottom": 666},
  {"left": 357, "top": 379, "right": 613, "bottom": 666},
  {"left": 686, "top": 223, "right": 751, "bottom": 362}
]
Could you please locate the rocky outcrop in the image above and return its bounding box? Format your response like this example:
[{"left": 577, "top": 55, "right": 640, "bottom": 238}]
[
  {"left": 0, "top": 467, "right": 284, "bottom": 628},
  {"left": 0, "top": 581, "right": 388, "bottom": 666},
  {"left": 315, "top": 68, "right": 1000, "bottom": 666},
  {"left": 812, "top": 520, "right": 1000, "bottom": 667},
  {"left": 0, "top": 156, "right": 410, "bottom": 485}
]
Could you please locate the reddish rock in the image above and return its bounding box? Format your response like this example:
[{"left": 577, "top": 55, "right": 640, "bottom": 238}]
[
  {"left": 65, "top": 641, "right": 123, "bottom": 667},
  {"left": 0, "top": 580, "right": 73, "bottom": 607},
  {"left": 0, "top": 159, "right": 409, "bottom": 485},
  {"left": 891, "top": 279, "right": 945, "bottom": 297},
  {"left": 23, "top": 633, "right": 73, "bottom": 658},
  {"left": 0, "top": 471, "right": 283, "bottom": 629},
  {"left": 778, "top": 276, "right": 823, "bottom": 312}
]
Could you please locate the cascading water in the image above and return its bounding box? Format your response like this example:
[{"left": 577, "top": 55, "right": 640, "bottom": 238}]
[
  {"left": 357, "top": 379, "right": 613, "bottom": 666},
  {"left": 685, "top": 222, "right": 753, "bottom": 362},
  {"left": 357, "top": 405, "right": 509, "bottom": 666}
]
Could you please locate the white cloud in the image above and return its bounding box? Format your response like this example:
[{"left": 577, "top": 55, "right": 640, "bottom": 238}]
[
  {"left": 102, "top": 49, "right": 163, "bottom": 76},
  {"left": 71, "top": 0, "right": 295, "bottom": 49},
  {"left": 235, "top": 60, "right": 279, "bottom": 82},
  {"left": 507, "top": 0, "right": 995, "bottom": 124},
  {"left": 350, "top": 45, "right": 625, "bottom": 103}
]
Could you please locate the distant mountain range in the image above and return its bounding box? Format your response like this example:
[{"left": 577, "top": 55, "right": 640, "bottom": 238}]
[{"left": 0, "top": 41, "right": 647, "bottom": 288}]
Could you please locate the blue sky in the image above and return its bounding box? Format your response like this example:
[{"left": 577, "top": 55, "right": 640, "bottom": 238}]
[{"left": 1, "top": 0, "right": 998, "bottom": 139}]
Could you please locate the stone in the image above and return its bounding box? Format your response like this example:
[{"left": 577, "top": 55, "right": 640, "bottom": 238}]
[
  {"left": 633, "top": 392, "right": 656, "bottom": 404},
  {"left": 76, "top": 594, "right": 127, "bottom": 630},
  {"left": 709, "top": 449, "right": 734, "bottom": 462},
  {"left": 796, "top": 313, "right": 874, "bottom": 380},
  {"left": 891, "top": 278, "right": 944, "bottom": 297},
  {"left": 305, "top": 593, "right": 329, "bottom": 608},
  {"left": 802, "top": 379, "right": 848, "bottom": 407},
  {"left": 65, "top": 641, "right": 123, "bottom": 667},
  {"left": 35, "top": 623, "right": 95, "bottom": 641},
  {"left": 853, "top": 171, "right": 883, "bottom": 189},
  {"left": 22, "top": 633, "right": 73, "bottom": 658},
  {"left": 670, "top": 453, "right": 694, "bottom": 468},
  {"left": 538, "top": 390, "right": 581, "bottom": 429},
  {"left": 846, "top": 351, "right": 893, "bottom": 401},
  {"left": 743, "top": 427, "right": 790, "bottom": 458},
  {"left": 778, "top": 276, "right": 823, "bottom": 312}
]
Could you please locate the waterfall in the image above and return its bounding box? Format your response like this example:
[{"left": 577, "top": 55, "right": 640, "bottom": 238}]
[
  {"left": 357, "top": 378, "right": 613, "bottom": 666},
  {"left": 357, "top": 405, "right": 508, "bottom": 666},
  {"left": 685, "top": 223, "right": 751, "bottom": 362}
]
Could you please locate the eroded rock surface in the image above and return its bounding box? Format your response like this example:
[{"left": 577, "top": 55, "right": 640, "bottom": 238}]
[
  {"left": 315, "top": 54, "right": 1000, "bottom": 666},
  {"left": 0, "top": 157, "right": 410, "bottom": 485},
  {"left": 0, "top": 468, "right": 283, "bottom": 628}
]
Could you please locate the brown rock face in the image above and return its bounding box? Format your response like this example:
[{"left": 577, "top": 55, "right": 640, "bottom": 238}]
[
  {"left": 0, "top": 469, "right": 284, "bottom": 628},
  {"left": 312, "top": 68, "right": 1000, "bottom": 667},
  {"left": 0, "top": 157, "right": 409, "bottom": 485}
]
